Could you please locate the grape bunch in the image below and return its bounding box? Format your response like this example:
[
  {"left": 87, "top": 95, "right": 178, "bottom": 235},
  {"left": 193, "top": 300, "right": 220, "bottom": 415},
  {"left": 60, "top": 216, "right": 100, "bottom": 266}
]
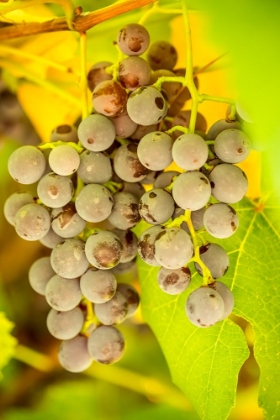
[{"left": 4, "top": 22, "right": 251, "bottom": 371}]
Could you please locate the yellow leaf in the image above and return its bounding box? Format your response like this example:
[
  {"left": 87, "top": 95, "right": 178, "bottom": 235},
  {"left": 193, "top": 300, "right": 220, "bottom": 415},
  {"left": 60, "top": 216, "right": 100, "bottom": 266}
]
[
  {"left": 0, "top": 5, "right": 54, "bottom": 24},
  {"left": 17, "top": 83, "right": 81, "bottom": 143}
]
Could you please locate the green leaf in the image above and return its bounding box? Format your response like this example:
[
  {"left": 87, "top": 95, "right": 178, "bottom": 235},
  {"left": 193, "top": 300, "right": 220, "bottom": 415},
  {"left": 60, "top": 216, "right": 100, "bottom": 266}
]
[
  {"left": 0, "top": 313, "right": 17, "bottom": 380},
  {"left": 139, "top": 197, "right": 280, "bottom": 419},
  {"left": 138, "top": 259, "right": 249, "bottom": 420}
]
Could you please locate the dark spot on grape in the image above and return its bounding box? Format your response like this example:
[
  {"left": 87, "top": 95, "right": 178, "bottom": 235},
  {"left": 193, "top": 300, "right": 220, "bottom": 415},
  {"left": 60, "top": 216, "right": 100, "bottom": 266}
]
[
  {"left": 126, "top": 289, "right": 139, "bottom": 306},
  {"left": 149, "top": 192, "right": 157, "bottom": 198},
  {"left": 200, "top": 177, "right": 209, "bottom": 185},
  {"left": 164, "top": 273, "right": 179, "bottom": 285},
  {"left": 138, "top": 235, "right": 155, "bottom": 261},
  {"left": 155, "top": 97, "right": 164, "bottom": 110},
  {"left": 119, "top": 73, "right": 139, "bottom": 90},
  {"left": 231, "top": 222, "right": 237, "bottom": 231},
  {"left": 125, "top": 230, "right": 134, "bottom": 245},
  {"left": 93, "top": 239, "right": 122, "bottom": 268},
  {"left": 126, "top": 203, "right": 140, "bottom": 224},
  {"left": 197, "top": 318, "right": 201, "bottom": 323},
  {"left": 209, "top": 294, "right": 215, "bottom": 298},
  {"left": 148, "top": 53, "right": 161, "bottom": 64},
  {"left": 57, "top": 124, "right": 71, "bottom": 134},
  {"left": 170, "top": 46, "right": 176, "bottom": 55},
  {"left": 156, "top": 230, "right": 166, "bottom": 240},
  {"left": 188, "top": 304, "right": 194, "bottom": 314},
  {"left": 49, "top": 186, "right": 58, "bottom": 196},
  {"left": 87, "top": 138, "right": 94, "bottom": 144},
  {"left": 181, "top": 267, "right": 191, "bottom": 276},
  {"left": 119, "top": 27, "right": 126, "bottom": 42},
  {"left": 237, "top": 147, "right": 242, "bottom": 153},
  {"left": 128, "top": 36, "right": 144, "bottom": 53},
  {"left": 200, "top": 244, "right": 210, "bottom": 254},
  {"left": 23, "top": 233, "right": 27, "bottom": 237},
  {"left": 210, "top": 181, "right": 215, "bottom": 188}
]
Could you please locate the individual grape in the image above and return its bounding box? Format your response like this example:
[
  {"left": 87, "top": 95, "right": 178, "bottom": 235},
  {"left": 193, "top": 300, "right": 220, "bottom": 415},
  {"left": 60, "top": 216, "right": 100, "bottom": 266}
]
[
  {"left": 75, "top": 184, "right": 113, "bottom": 223},
  {"left": 88, "top": 325, "right": 125, "bottom": 364},
  {"left": 45, "top": 275, "right": 82, "bottom": 311},
  {"left": 51, "top": 202, "right": 86, "bottom": 238},
  {"left": 92, "top": 80, "right": 127, "bottom": 117},
  {"left": 172, "top": 172, "right": 211, "bottom": 211},
  {"left": 51, "top": 238, "right": 89, "bottom": 279},
  {"left": 172, "top": 110, "right": 207, "bottom": 139},
  {"left": 186, "top": 286, "right": 225, "bottom": 327},
  {"left": 130, "top": 123, "right": 158, "bottom": 140},
  {"left": 203, "top": 203, "right": 239, "bottom": 239},
  {"left": 117, "top": 23, "right": 150, "bottom": 56},
  {"left": 87, "top": 61, "right": 113, "bottom": 92},
  {"left": 77, "top": 150, "right": 112, "bottom": 184},
  {"left": 139, "top": 188, "right": 175, "bottom": 225},
  {"left": 154, "top": 171, "right": 179, "bottom": 189},
  {"left": 47, "top": 307, "right": 84, "bottom": 340},
  {"left": 50, "top": 124, "right": 78, "bottom": 143},
  {"left": 168, "top": 69, "right": 199, "bottom": 117},
  {"left": 77, "top": 114, "right": 115, "bottom": 152},
  {"left": 58, "top": 335, "right": 92, "bottom": 372},
  {"left": 113, "top": 229, "right": 138, "bottom": 263},
  {"left": 137, "top": 225, "right": 164, "bottom": 266},
  {"left": 28, "top": 256, "right": 55, "bottom": 295},
  {"left": 80, "top": 268, "right": 117, "bottom": 304},
  {"left": 195, "top": 243, "right": 229, "bottom": 279},
  {"left": 214, "top": 129, "right": 251, "bottom": 163},
  {"left": 113, "top": 143, "right": 150, "bottom": 182},
  {"left": 94, "top": 291, "right": 128, "bottom": 325},
  {"left": 150, "top": 69, "right": 181, "bottom": 102},
  {"left": 122, "top": 182, "right": 145, "bottom": 199},
  {"left": 4, "top": 192, "right": 34, "bottom": 226},
  {"left": 209, "top": 281, "right": 234, "bottom": 319},
  {"left": 48, "top": 145, "right": 80, "bottom": 176},
  {"left": 110, "top": 112, "right": 138, "bottom": 138},
  {"left": 154, "top": 227, "right": 193, "bottom": 269},
  {"left": 147, "top": 41, "right": 177, "bottom": 71},
  {"left": 39, "top": 227, "right": 64, "bottom": 249},
  {"left": 157, "top": 266, "right": 191, "bottom": 295},
  {"left": 127, "top": 86, "right": 167, "bottom": 126},
  {"left": 85, "top": 230, "right": 123, "bottom": 269},
  {"left": 206, "top": 118, "right": 241, "bottom": 139},
  {"left": 172, "top": 133, "right": 208, "bottom": 170},
  {"left": 117, "top": 283, "right": 139, "bottom": 317},
  {"left": 37, "top": 173, "right": 74, "bottom": 208},
  {"left": 137, "top": 131, "right": 173, "bottom": 171},
  {"left": 209, "top": 163, "right": 248, "bottom": 203},
  {"left": 118, "top": 56, "right": 151, "bottom": 91},
  {"left": 108, "top": 192, "right": 140, "bottom": 230},
  {"left": 14, "top": 203, "right": 50, "bottom": 241},
  {"left": 8, "top": 146, "right": 46, "bottom": 184}
]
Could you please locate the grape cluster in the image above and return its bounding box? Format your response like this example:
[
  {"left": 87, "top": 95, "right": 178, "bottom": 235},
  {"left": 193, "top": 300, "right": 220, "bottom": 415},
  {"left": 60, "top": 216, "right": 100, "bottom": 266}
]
[{"left": 4, "top": 22, "right": 251, "bottom": 370}]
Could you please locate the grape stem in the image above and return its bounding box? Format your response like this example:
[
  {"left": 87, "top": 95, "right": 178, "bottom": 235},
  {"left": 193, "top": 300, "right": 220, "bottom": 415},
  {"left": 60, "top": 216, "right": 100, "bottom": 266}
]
[
  {"left": 165, "top": 125, "right": 189, "bottom": 135},
  {"left": 80, "top": 298, "right": 100, "bottom": 336},
  {"left": 184, "top": 210, "right": 213, "bottom": 285},
  {"left": 38, "top": 141, "right": 83, "bottom": 153},
  {"left": 103, "top": 181, "right": 123, "bottom": 194}
]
